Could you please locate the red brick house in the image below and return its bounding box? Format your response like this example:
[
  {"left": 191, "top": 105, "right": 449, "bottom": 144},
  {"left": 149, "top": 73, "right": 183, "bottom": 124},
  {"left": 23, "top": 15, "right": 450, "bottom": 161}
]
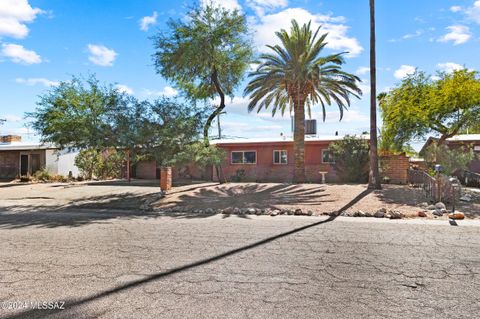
[{"left": 210, "top": 135, "right": 369, "bottom": 183}]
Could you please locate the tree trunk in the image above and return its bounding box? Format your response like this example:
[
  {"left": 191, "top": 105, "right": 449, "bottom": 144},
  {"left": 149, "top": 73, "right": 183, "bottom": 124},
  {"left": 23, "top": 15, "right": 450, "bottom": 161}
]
[
  {"left": 293, "top": 98, "right": 306, "bottom": 183},
  {"left": 203, "top": 67, "right": 225, "bottom": 146},
  {"left": 368, "top": 0, "right": 382, "bottom": 190}
]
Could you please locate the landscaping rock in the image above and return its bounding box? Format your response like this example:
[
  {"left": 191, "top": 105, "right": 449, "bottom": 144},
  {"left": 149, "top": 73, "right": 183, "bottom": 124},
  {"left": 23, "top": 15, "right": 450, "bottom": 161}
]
[
  {"left": 418, "top": 202, "right": 429, "bottom": 208},
  {"left": 307, "top": 210, "right": 314, "bottom": 216},
  {"left": 460, "top": 195, "right": 472, "bottom": 202},
  {"left": 364, "top": 211, "right": 373, "bottom": 217},
  {"left": 198, "top": 209, "right": 204, "bottom": 214},
  {"left": 432, "top": 210, "right": 445, "bottom": 216},
  {"left": 374, "top": 210, "right": 385, "bottom": 218},
  {"left": 233, "top": 207, "right": 240, "bottom": 214},
  {"left": 294, "top": 209, "right": 303, "bottom": 216},
  {"left": 271, "top": 210, "right": 280, "bottom": 216},
  {"left": 221, "top": 209, "right": 229, "bottom": 214},
  {"left": 426, "top": 205, "right": 436, "bottom": 210},
  {"left": 240, "top": 208, "right": 248, "bottom": 215},
  {"left": 255, "top": 209, "right": 263, "bottom": 215},
  {"left": 448, "top": 212, "right": 465, "bottom": 220},
  {"left": 205, "top": 208, "right": 214, "bottom": 214},
  {"left": 356, "top": 210, "right": 366, "bottom": 217},
  {"left": 287, "top": 209, "right": 294, "bottom": 215},
  {"left": 389, "top": 210, "right": 403, "bottom": 219},
  {"left": 435, "top": 202, "right": 446, "bottom": 210},
  {"left": 247, "top": 208, "right": 256, "bottom": 215},
  {"left": 385, "top": 213, "right": 392, "bottom": 219},
  {"left": 417, "top": 211, "right": 427, "bottom": 217},
  {"left": 377, "top": 208, "right": 387, "bottom": 214}
]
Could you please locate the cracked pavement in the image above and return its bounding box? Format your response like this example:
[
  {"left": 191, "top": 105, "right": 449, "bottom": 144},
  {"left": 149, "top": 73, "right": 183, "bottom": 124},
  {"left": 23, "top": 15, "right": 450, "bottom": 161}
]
[{"left": 0, "top": 210, "right": 479, "bottom": 318}]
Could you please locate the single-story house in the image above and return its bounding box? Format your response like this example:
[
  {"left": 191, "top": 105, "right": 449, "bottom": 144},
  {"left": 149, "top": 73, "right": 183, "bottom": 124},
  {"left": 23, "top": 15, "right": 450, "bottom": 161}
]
[
  {"left": 210, "top": 135, "right": 369, "bottom": 183},
  {"left": 420, "top": 134, "right": 480, "bottom": 173},
  {"left": 0, "top": 135, "right": 80, "bottom": 179}
]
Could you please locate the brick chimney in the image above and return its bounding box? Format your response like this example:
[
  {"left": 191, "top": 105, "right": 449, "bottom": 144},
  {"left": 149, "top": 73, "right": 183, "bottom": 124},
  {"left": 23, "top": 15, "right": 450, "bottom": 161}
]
[{"left": 0, "top": 135, "right": 22, "bottom": 143}]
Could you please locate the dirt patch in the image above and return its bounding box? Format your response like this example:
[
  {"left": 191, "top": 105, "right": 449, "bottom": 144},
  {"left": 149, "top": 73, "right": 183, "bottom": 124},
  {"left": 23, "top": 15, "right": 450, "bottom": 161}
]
[{"left": 153, "top": 182, "right": 480, "bottom": 219}]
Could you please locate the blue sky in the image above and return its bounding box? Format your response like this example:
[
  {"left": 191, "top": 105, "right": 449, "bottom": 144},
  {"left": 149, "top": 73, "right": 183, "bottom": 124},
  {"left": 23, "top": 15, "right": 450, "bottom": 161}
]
[{"left": 1, "top": 0, "right": 480, "bottom": 147}]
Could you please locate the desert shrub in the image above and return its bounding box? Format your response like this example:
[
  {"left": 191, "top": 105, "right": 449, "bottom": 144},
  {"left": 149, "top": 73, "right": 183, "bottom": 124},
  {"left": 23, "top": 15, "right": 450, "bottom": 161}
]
[
  {"left": 33, "top": 169, "right": 52, "bottom": 182},
  {"left": 75, "top": 149, "right": 125, "bottom": 180},
  {"left": 230, "top": 169, "right": 246, "bottom": 182},
  {"left": 328, "top": 135, "right": 370, "bottom": 183}
]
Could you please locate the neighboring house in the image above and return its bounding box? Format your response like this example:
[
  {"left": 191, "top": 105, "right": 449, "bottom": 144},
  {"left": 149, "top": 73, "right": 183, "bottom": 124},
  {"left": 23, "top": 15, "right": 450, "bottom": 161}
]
[
  {"left": 420, "top": 134, "right": 480, "bottom": 173},
  {"left": 211, "top": 135, "right": 369, "bottom": 183},
  {"left": 0, "top": 135, "right": 80, "bottom": 179}
]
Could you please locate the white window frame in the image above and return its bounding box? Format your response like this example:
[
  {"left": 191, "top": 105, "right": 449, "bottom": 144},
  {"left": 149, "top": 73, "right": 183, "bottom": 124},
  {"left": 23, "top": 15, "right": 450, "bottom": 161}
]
[
  {"left": 273, "top": 150, "right": 288, "bottom": 165},
  {"left": 231, "top": 150, "right": 257, "bottom": 165},
  {"left": 321, "top": 149, "right": 335, "bottom": 164}
]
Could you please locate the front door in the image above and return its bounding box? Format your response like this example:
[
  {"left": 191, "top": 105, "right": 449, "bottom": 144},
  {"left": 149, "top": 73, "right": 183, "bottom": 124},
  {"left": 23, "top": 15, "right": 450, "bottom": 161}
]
[{"left": 20, "top": 154, "right": 29, "bottom": 176}]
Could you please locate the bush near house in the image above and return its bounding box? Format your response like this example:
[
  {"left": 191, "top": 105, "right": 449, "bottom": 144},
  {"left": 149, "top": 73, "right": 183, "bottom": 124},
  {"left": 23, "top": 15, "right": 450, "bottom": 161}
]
[
  {"left": 424, "top": 143, "right": 476, "bottom": 176},
  {"left": 329, "top": 135, "right": 370, "bottom": 183},
  {"left": 75, "top": 149, "right": 125, "bottom": 180}
]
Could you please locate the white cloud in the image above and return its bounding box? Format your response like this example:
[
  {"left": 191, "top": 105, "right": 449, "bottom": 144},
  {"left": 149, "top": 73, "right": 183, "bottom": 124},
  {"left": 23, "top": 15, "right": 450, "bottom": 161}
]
[
  {"left": 201, "top": 0, "right": 241, "bottom": 11},
  {"left": 394, "top": 65, "right": 416, "bottom": 79},
  {"left": 355, "top": 67, "right": 370, "bottom": 75},
  {"left": 139, "top": 11, "right": 158, "bottom": 31},
  {"left": 142, "top": 86, "right": 178, "bottom": 98},
  {"left": 438, "top": 25, "right": 472, "bottom": 45},
  {"left": 115, "top": 84, "right": 134, "bottom": 95},
  {"left": 465, "top": 0, "right": 480, "bottom": 23},
  {"left": 436, "top": 62, "right": 463, "bottom": 73},
  {"left": 87, "top": 44, "right": 117, "bottom": 67},
  {"left": 252, "top": 8, "right": 363, "bottom": 57},
  {"left": 450, "top": 6, "right": 462, "bottom": 13},
  {"left": 1, "top": 43, "right": 41, "bottom": 64},
  {"left": 0, "top": 0, "right": 44, "bottom": 39},
  {"left": 15, "top": 77, "right": 58, "bottom": 87},
  {"left": 246, "top": 0, "right": 288, "bottom": 16}
]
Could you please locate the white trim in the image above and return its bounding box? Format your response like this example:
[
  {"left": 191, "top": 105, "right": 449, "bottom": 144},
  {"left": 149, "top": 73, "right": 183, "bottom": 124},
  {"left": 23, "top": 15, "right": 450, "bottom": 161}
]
[
  {"left": 273, "top": 150, "right": 288, "bottom": 165},
  {"left": 231, "top": 150, "right": 257, "bottom": 165},
  {"left": 321, "top": 149, "right": 335, "bottom": 164}
]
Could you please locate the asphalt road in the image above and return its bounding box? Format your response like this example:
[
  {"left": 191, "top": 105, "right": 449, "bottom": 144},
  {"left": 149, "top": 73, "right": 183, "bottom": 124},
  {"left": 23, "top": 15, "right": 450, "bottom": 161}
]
[{"left": 0, "top": 212, "right": 479, "bottom": 319}]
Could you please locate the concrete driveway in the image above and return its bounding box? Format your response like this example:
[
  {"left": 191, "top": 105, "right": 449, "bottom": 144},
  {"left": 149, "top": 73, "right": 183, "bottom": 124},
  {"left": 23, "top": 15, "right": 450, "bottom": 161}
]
[{"left": 0, "top": 201, "right": 479, "bottom": 319}]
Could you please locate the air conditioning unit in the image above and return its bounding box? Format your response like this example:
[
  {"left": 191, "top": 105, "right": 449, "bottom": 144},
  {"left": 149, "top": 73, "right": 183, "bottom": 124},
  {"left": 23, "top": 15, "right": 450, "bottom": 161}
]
[
  {"left": 291, "top": 118, "right": 317, "bottom": 135},
  {"left": 305, "top": 119, "right": 317, "bottom": 135}
]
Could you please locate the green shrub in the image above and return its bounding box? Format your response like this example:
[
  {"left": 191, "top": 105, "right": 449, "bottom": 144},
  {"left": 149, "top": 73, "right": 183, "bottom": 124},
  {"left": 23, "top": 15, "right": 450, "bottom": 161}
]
[
  {"left": 75, "top": 148, "right": 125, "bottom": 180},
  {"left": 424, "top": 143, "right": 476, "bottom": 176},
  {"left": 328, "top": 135, "right": 370, "bottom": 183}
]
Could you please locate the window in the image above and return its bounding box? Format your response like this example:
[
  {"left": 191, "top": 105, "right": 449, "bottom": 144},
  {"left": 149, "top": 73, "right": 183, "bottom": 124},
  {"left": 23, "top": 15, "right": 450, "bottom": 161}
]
[
  {"left": 322, "top": 149, "right": 335, "bottom": 164},
  {"left": 273, "top": 150, "right": 288, "bottom": 164},
  {"left": 474, "top": 145, "right": 480, "bottom": 152},
  {"left": 231, "top": 151, "right": 256, "bottom": 164}
]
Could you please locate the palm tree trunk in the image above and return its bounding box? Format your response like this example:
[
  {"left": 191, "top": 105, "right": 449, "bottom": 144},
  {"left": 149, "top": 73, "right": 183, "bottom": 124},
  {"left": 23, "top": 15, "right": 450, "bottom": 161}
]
[
  {"left": 368, "top": 0, "right": 381, "bottom": 189},
  {"left": 293, "top": 99, "right": 306, "bottom": 183}
]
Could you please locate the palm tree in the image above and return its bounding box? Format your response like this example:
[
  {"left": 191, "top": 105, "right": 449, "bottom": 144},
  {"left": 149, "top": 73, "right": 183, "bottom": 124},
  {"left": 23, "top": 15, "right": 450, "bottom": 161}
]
[
  {"left": 244, "top": 20, "right": 362, "bottom": 183},
  {"left": 369, "top": 0, "right": 381, "bottom": 189}
]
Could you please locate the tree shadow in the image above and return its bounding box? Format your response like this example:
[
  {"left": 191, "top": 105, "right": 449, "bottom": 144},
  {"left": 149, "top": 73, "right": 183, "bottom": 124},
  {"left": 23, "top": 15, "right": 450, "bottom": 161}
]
[
  {"left": 373, "top": 185, "right": 429, "bottom": 206},
  {"left": 153, "top": 183, "right": 333, "bottom": 218},
  {"left": 0, "top": 192, "right": 162, "bottom": 229}
]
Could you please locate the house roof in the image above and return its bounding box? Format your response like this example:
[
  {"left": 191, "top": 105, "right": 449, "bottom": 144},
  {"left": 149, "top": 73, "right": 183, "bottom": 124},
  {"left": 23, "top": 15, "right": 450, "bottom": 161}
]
[
  {"left": 211, "top": 135, "right": 370, "bottom": 145},
  {"left": 445, "top": 134, "right": 480, "bottom": 142},
  {"left": 420, "top": 134, "right": 480, "bottom": 155},
  {"left": 0, "top": 141, "right": 56, "bottom": 151}
]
